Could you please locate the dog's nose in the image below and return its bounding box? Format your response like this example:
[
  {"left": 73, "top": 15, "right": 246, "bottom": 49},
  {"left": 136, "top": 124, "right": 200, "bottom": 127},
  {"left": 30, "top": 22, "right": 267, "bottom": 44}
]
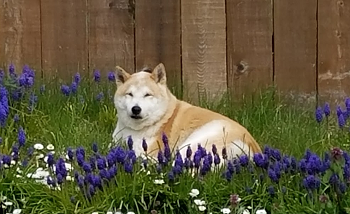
[{"left": 131, "top": 106, "right": 142, "bottom": 115}]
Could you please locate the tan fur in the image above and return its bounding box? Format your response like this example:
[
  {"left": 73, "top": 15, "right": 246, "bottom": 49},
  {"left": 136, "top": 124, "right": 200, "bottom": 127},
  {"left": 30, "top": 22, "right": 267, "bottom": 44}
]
[{"left": 113, "top": 63, "right": 262, "bottom": 161}]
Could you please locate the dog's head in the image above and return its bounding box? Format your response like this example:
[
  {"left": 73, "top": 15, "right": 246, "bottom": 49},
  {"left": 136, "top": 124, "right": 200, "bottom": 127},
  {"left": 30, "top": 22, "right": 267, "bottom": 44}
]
[{"left": 113, "top": 63, "right": 173, "bottom": 130}]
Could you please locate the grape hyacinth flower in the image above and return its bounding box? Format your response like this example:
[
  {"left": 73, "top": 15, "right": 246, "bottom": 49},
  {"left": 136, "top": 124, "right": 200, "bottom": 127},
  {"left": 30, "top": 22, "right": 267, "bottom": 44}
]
[
  {"left": 61, "top": 85, "right": 71, "bottom": 96},
  {"left": 74, "top": 72, "right": 81, "bottom": 84},
  {"left": 142, "top": 138, "right": 148, "bottom": 152},
  {"left": 92, "top": 142, "right": 98, "bottom": 153},
  {"left": 303, "top": 175, "right": 321, "bottom": 191},
  {"left": 338, "top": 113, "right": 345, "bottom": 128},
  {"left": 71, "top": 81, "right": 78, "bottom": 94},
  {"left": 18, "top": 126, "right": 26, "bottom": 147},
  {"left": 93, "top": 69, "right": 101, "bottom": 82},
  {"left": 323, "top": 102, "right": 330, "bottom": 117},
  {"left": 315, "top": 106, "right": 323, "bottom": 123},
  {"left": 108, "top": 71, "right": 115, "bottom": 82},
  {"left": 127, "top": 136, "right": 133, "bottom": 150}
]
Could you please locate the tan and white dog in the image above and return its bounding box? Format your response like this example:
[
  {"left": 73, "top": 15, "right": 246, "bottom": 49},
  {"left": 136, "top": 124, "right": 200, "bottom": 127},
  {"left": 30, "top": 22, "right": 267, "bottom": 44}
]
[{"left": 112, "top": 63, "right": 262, "bottom": 162}]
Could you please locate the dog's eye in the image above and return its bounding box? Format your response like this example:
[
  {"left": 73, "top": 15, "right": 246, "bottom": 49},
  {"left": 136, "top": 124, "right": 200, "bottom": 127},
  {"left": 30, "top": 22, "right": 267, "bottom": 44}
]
[
  {"left": 144, "top": 93, "right": 152, "bottom": 97},
  {"left": 126, "top": 93, "right": 133, "bottom": 97}
]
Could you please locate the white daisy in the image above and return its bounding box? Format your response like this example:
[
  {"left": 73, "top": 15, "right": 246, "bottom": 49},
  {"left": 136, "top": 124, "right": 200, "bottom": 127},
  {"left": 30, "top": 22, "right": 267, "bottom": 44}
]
[
  {"left": 189, "top": 189, "right": 200, "bottom": 197},
  {"left": 198, "top": 205, "right": 206, "bottom": 211},
  {"left": 13, "top": 209, "right": 22, "bottom": 214},
  {"left": 154, "top": 179, "right": 165, "bottom": 184},
  {"left": 34, "top": 143, "right": 44, "bottom": 150},
  {"left": 256, "top": 209, "right": 267, "bottom": 214},
  {"left": 221, "top": 208, "right": 231, "bottom": 214},
  {"left": 47, "top": 144, "right": 55, "bottom": 150}
]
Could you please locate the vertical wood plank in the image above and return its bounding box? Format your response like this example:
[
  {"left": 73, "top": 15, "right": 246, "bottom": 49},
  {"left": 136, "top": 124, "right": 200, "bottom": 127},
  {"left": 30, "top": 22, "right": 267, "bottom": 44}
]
[
  {"left": 226, "top": 0, "right": 273, "bottom": 100},
  {"left": 41, "top": 0, "right": 88, "bottom": 80},
  {"left": 89, "top": 0, "right": 134, "bottom": 76},
  {"left": 318, "top": 1, "right": 350, "bottom": 105},
  {"left": 181, "top": 0, "right": 227, "bottom": 103},
  {"left": 135, "top": 0, "right": 181, "bottom": 90},
  {"left": 274, "top": 0, "right": 317, "bottom": 104},
  {"left": 0, "top": 0, "right": 41, "bottom": 73}
]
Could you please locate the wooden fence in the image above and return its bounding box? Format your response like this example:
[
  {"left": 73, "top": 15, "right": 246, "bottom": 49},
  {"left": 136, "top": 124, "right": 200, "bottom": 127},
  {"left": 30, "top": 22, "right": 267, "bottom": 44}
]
[{"left": 0, "top": 0, "right": 349, "bottom": 105}]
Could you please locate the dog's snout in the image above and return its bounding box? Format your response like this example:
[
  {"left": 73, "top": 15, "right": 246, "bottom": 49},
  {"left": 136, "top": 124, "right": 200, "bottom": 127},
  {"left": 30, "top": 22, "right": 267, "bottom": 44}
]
[{"left": 131, "top": 106, "right": 142, "bottom": 115}]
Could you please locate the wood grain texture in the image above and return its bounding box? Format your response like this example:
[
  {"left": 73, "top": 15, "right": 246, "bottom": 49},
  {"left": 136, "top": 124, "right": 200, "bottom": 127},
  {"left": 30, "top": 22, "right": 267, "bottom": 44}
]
[
  {"left": 274, "top": 0, "right": 317, "bottom": 104},
  {"left": 89, "top": 0, "right": 134, "bottom": 76},
  {"left": 41, "top": 0, "right": 88, "bottom": 80},
  {"left": 318, "top": 0, "right": 350, "bottom": 105},
  {"left": 135, "top": 0, "right": 181, "bottom": 90},
  {"left": 0, "top": 0, "right": 41, "bottom": 73},
  {"left": 226, "top": 0, "right": 273, "bottom": 100},
  {"left": 181, "top": 0, "right": 227, "bottom": 103}
]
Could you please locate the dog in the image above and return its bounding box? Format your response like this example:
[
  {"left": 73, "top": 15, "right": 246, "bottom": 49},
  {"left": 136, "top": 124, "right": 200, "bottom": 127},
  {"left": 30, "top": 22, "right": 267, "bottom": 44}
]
[{"left": 112, "top": 63, "right": 262, "bottom": 164}]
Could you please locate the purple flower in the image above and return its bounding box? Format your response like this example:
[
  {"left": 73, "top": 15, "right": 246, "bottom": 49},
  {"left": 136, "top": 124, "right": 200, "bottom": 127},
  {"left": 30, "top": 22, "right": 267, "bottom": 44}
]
[
  {"left": 61, "top": 85, "right": 71, "bottom": 96},
  {"left": 323, "top": 102, "right": 330, "bottom": 117},
  {"left": 74, "top": 72, "right": 81, "bottom": 84},
  {"left": 186, "top": 145, "right": 192, "bottom": 158},
  {"left": 2, "top": 155, "right": 11, "bottom": 165},
  {"left": 223, "top": 170, "right": 232, "bottom": 181},
  {"left": 214, "top": 154, "right": 221, "bottom": 165},
  {"left": 92, "top": 142, "right": 98, "bottom": 153},
  {"left": 163, "top": 141, "right": 171, "bottom": 161},
  {"left": 239, "top": 154, "right": 249, "bottom": 166},
  {"left": 47, "top": 153, "right": 55, "bottom": 167},
  {"left": 67, "top": 147, "right": 74, "bottom": 160},
  {"left": 70, "top": 82, "right": 78, "bottom": 94},
  {"left": 18, "top": 126, "right": 26, "bottom": 147},
  {"left": 222, "top": 147, "right": 227, "bottom": 160},
  {"left": 115, "top": 147, "right": 126, "bottom": 163},
  {"left": 253, "top": 153, "right": 269, "bottom": 169},
  {"left": 338, "top": 113, "right": 346, "bottom": 128},
  {"left": 108, "top": 71, "right": 115, "bottom": 82},
  {"left": 303, "top": 175, "right": 321, "bottom": 191},
  {"left": 212, "top": 144, "right": 217, "bottom": 155},
  {"left": 268, "top": 167, "right": 279, "bottom": 183},
  {"left": 93, "top": 69, "right": 101, "bottom": 82},
  {"left": 157, "top": 151, "right": 164, "bottom": 164},
  {"left": 124, "top": 160, "right": 133, "bottom": 174},
  {"left": 107, "top": 166, "right": 117, "bottom": 178},
  {"left": 89, "top": 157, "right": 96, "bottom": 170},
  {"left": 315, "top": 106, "right": 323, "bottom": 123},
  {"left": 83, "top": 162, "right": 93, "bottom": 173},
  {"left": 193, "top": 150, "right": 202, "bottom": 169},
  {"left": 142, "top": 138, "right": 148, "bottom": 152},
  {"left": 127, "top": 136, "right": 133, "bottom": 150},
  {"left": 97, "top": 157, "right": 107, "bottom": 170},
  {"left": 55, "top": 158, "right": 67, "bottom": 178}
]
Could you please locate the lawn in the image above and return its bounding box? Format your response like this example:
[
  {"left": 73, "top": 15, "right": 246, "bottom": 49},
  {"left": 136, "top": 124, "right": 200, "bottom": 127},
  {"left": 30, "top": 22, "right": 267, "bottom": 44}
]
[{"left": 0, "top": 64, "right": 350, "bottom": 214}]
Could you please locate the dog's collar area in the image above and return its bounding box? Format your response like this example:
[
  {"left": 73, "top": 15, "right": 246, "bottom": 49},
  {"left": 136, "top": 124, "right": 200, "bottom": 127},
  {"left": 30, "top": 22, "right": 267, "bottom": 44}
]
[{"left": 131, "top": 115, "right": 143, "bottom": 119}]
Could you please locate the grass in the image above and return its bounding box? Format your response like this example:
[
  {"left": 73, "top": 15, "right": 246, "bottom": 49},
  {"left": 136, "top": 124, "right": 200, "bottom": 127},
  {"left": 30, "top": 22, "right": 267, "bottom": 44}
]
[{"left": 0, "top": 65, "right": 350, "bottom": 214}]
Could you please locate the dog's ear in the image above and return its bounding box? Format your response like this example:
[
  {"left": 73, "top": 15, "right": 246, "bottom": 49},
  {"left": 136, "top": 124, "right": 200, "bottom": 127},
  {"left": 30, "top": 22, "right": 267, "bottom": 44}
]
[
  {"left": 151, "top": 63, "right": 167, "bottom": 85},
  {"left": 115, "top": 66, "right": 130, "bottom": 87}
]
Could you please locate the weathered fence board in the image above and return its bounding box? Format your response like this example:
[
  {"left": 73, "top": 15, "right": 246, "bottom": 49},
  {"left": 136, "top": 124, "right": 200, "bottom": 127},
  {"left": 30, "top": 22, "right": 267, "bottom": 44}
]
[
  {"left": 135, "top": 0, "right": 182, "bottom": 90},
  {"left": 88, "top": 0, "right": 134, "bottom": 76},
  {"left": 0, "top": 0, "right": 41, "bottom": 74},
  {"left": 41, "top": 0, "right": 88, "bottom": 80},
  {"left": 181, "top": 0, "right": 227, "bottom": 103},
  {"left": 274, "top": 0, "right": 318, "bottom": 103},
  {"left": 226, "top": 0, "right": 273, "bottom": 100},
  {"left": 318, "top": 0, "right": 350, "bottom": 105}
]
